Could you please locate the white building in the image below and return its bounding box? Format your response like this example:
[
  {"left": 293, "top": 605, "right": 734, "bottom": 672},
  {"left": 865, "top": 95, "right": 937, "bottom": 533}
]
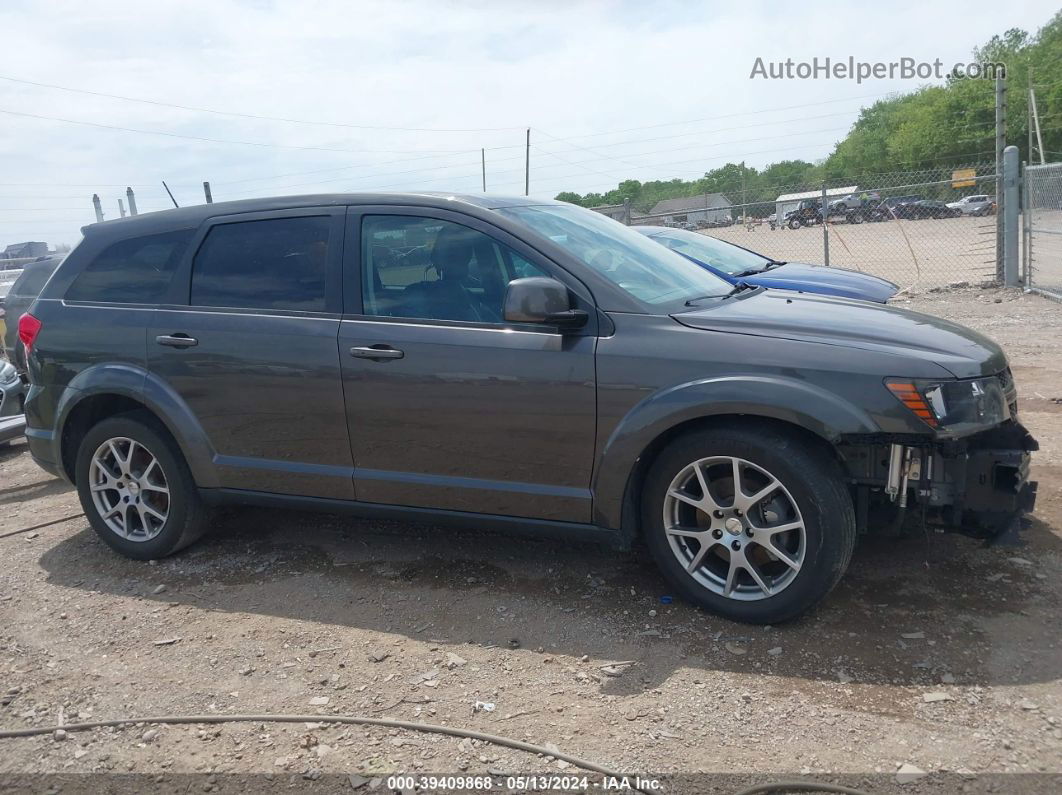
[{"left": 647, "top": 194, "right": 732, "bottom": 225}]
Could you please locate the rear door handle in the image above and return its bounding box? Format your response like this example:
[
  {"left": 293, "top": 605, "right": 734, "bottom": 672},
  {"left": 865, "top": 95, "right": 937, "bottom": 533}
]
[
  {"left": 156, "top": 334, "right": 198, "bottom": 349},
  {"left": 350, "top": 345, "right": 404, "bottom": 361}
]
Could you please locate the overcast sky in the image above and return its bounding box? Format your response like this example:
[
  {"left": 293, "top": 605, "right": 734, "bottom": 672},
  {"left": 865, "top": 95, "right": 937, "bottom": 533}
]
[{"left": 0, "top": 0, "right": 1056, "bottom": 248}]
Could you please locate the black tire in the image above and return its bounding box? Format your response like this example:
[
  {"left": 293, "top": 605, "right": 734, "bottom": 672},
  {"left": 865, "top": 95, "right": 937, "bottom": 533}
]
[
  {"left": 75, "top": 413, "right": 208, "bottom": 560},
  {"left": 788, "top": 217, "right": 801, "bottom": 230},
  {"left": 641, "top": 424, "right": 856, "bottom": 624}
]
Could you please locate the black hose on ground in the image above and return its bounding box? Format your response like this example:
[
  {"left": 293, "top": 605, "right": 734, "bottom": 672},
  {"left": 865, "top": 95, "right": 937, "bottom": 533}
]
[{"left": 0, "top": 713, "right": 871, "bottom": 794}]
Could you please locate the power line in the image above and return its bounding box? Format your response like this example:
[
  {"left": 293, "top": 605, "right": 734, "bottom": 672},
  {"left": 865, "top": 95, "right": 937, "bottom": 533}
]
[
  {"left": 0, "top": 107, "right": 475, "bottom": 155},
  {"left": 0, "top": 74, "right": 525, "bottom": 133}
]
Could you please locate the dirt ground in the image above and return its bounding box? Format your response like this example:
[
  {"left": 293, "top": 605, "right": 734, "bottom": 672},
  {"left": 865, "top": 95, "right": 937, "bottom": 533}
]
[{"left": 1, "top": 287, "right": 1061, "bottom": 794}]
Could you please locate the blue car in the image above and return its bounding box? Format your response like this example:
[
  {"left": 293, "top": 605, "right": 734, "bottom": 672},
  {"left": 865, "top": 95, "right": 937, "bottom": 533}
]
[{"left": 633, "top": 226, "right": 898, "bottom": 303}]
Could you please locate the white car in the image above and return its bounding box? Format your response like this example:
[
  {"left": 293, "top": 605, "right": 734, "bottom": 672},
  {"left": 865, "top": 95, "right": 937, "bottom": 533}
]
[{"left": 947, "top": 194, "right": 994, "bottom": 216}]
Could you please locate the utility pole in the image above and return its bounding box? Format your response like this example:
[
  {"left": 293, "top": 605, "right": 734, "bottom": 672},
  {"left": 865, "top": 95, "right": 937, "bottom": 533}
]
[
  {"left": 118, "top": 198, "right": 126, "bottom": 218},
  {"left": 481, "top": 148, "right": 486, "bottom": 192},
  {"left": 1028, "top": 66, "right": 1034, "bottom": 164},
  {"left": 125, "top": 187, "right": 138, "bottom": 216},
  {"left": 91, "top": 194, "right": 103, "bottom": 223},
  {"left": 203, "top": 181, "right": 213, "bottom": 204},
  {"left": 524, "top": 129, "right": 530, "bottom": 196},
  {"left": 1030, "top": 87, "right": 1046, "bottom": 166},
  {"left": 995, "top": 74, "right": 1007, "bottom": 281}
]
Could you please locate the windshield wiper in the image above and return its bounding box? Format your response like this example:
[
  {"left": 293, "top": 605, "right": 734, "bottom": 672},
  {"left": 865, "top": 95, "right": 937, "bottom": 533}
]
[
  {"left": 733, "top": 260, "right": 783, "bottom": 277},
  {"left": 683, "top": 281, "right": 757, "bottom": 306}
]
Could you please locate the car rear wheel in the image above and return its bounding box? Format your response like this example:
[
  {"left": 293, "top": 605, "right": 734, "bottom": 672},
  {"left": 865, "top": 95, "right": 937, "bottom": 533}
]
[
  {"left": 642, "top": 425, "right": 856, "bottom": 623},
  {"left": 75, "top": 413, "right": 208, "bottom": 560}
]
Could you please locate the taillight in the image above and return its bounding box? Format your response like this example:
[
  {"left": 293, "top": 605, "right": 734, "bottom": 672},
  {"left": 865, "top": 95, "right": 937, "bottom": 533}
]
[{"left": 18, "top": 312, "right": 42, "bottom": 355}]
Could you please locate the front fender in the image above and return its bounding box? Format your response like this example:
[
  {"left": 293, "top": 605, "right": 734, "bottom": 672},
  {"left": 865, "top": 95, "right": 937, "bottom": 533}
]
[
  {"left": 52, "top": 363, "right": 219, "bottom": 487},
  {"left": 591, "top": 375, "right": 878, "bottom": 530}
]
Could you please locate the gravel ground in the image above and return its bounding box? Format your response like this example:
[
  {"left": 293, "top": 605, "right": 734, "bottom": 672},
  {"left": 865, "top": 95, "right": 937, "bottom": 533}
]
[{"left": 0, "top": 287, "right": 1060, "bottom": 794}]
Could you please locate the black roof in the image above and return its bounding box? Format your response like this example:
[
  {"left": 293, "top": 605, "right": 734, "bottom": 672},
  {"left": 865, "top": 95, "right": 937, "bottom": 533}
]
[{"left": 83, "top": 192, "right": 561, "bottom": 235}]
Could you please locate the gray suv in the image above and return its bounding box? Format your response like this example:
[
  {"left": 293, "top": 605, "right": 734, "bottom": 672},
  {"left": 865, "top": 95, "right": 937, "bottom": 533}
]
[{"left": 19, "top": 194, "right": 1036, "bottom": 623}]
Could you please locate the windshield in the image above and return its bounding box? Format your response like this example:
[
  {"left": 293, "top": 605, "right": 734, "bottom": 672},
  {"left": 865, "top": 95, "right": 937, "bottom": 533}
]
[
  {"left": 639, "top": 228, "right": 771, "bottom": 275},
  {"left": 497, "top": 204, "right": 732, "bottom": 310}
]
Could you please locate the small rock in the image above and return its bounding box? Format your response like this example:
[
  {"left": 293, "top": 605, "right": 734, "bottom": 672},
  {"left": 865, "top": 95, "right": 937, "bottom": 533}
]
[
  {"left": 1007, "top": 557, "right": 1033, "bottom": 567},
  {"left": 348, "top": 774, "right": 370, "bottom": 789},
  {"left": 53, "top": 729, "right": 68, "bottom": 742},
  {"left": 941, "top": 673, "right": 956, "bottom": 684},
  {"left": 895, "top": 763, "right": 927, "bottom": 784},
  {"left": 142, "top": 729, "right": 158, "bottom": 743},
  {"left": 315, "top": 743, "right": 333, "bottom": 758},
  {"left": 923, "top": 691, "right": 951, "bottom": 703},
  {"left": 648, "top": 610, "right": 657, "bottom": 618},
  {"left": 473, "top": 701, "right": 495, "bottom": 713},
  {"left": 152, "top": 584, "right": 167, "bottom": 595},
  {"left": 445, "top": 652, "right": 468, "bottom": 669},
  {"left": 275, "top": 756, "right": 292, "bottom": 768},
  {"left": 367, "top": 649, "right": 390, "bottom": 663},
  {"left": 309, "top": 696, "right": 330, "bottom": 706},
  {"left": 901, "top": 632, "right": 925, "bottom": 640},
  {"left": 724, "top": 642, "right": 747, "bottom": 656},
  {"left": 507, "top": 638, "right": 520, "bottom": 649},
  {"left": 1018, "top": 698, "right": 1039, "bottom": 711},
  {"left": 153, "top": 637, "right": 181, "bottom": 646},
  {"left": 767, "top": 647, "right": 783, "bottom": 656}
]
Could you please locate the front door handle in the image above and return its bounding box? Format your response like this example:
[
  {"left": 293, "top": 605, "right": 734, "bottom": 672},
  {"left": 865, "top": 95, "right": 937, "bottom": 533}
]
[
  {"left": 350, "top": 345, "right": 404, "bottom": 361},
  {"left": 156, "top": 334, "right": 198, "bottom": 349}
]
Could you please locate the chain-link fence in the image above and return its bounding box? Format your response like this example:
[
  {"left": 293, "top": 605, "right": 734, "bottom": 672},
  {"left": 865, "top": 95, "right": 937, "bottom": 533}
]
[
  {"left": 592, "top": 165, "right": 1001, "bottom": 292},
  {"left": 1025, "top": 162, "right": 1062, "bottom": 301}
]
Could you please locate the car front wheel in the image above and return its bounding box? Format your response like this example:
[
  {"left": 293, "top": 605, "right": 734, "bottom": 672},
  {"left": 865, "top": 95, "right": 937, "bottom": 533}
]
[
  {"left": 75, "top": 413, "right": 208, "bottom": 560},
  {"left": 642, "top": 425, "right": 856, "bottom": 623}
]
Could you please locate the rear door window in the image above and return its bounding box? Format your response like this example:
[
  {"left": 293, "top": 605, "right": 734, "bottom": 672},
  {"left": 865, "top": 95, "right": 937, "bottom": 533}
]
[
  {"left": 65, "top": 230, "right": 193, "bottom": 303},
  {"left": 190, "top": 216, "right": 331, "bottom": 312}
]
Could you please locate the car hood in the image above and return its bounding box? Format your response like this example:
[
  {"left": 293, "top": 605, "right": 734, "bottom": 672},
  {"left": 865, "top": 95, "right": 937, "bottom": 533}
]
[
  {"left": 741, "top": 262, "right": 898, "bottom": 302},
  {"left": 673, "top": 290, "right": 1006, "bottom": 378}
]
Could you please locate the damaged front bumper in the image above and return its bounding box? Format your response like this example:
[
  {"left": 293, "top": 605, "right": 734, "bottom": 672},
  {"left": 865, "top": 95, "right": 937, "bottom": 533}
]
[
  {"left": 843, "top": 421, "right": 1038, "bottom": 537},
  {"left": 922, "top": 421, "right": 1038, "bottom": 535}
]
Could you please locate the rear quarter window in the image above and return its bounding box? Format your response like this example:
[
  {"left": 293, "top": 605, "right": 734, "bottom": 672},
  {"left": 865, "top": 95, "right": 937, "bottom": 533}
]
[{"left": 65, "top": 230, "right": 193, "bottom": 304}]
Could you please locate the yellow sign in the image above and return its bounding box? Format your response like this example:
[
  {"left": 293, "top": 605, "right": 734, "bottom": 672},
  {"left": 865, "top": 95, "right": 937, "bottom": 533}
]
[{"left": 952, "top": 168, "right": 977, "bottom": 188}]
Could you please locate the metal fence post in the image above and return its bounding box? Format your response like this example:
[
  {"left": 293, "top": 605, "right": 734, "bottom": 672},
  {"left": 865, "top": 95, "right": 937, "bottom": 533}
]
[
  {"left": 92, "top": 194, "right": 103, "bottom": 223},
  {"left": 1003, "top": 146, "right": 1019, "bottom": 287},
  {"left": 821, "top": 183, "right": 830, "bottom": 267},
  {"left": 203, "top": 181, "right": 213, "bottom": 204},
  {"left": 126, "top": 187, "right": 138, "bottom": 216},
  {"left": 118, "top": 198, "right": 126, "bottom": 218},
  {"left": 995, "top": 75, "right": 1007, "bottom": 281},
  {"left": 623, "top": 197, "right": 631, "bottom": 226}
]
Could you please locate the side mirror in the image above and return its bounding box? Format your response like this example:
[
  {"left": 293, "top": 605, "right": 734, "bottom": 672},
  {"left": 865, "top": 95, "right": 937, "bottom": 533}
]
[{"left": 503, "top": 277, "right": 588, "bottom": 329}]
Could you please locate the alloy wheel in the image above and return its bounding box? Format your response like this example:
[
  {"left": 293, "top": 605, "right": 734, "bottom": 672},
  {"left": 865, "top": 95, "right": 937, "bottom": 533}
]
[
  {"left": 662, "top": 456, "right": 806, "bottom": 601},
  {"left": 88, "top": 436, "right": 170, "bottom": 541}
]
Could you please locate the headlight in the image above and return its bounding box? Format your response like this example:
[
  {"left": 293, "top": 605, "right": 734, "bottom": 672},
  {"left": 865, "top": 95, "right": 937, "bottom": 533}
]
[{"left": 886, "top": 376, "right": 1009, "bottom": 431}]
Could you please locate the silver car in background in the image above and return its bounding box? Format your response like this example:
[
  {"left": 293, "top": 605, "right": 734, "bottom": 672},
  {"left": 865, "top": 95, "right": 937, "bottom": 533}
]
[{"left": 0, "top": 360, "right": 25, "bottom": 445}]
